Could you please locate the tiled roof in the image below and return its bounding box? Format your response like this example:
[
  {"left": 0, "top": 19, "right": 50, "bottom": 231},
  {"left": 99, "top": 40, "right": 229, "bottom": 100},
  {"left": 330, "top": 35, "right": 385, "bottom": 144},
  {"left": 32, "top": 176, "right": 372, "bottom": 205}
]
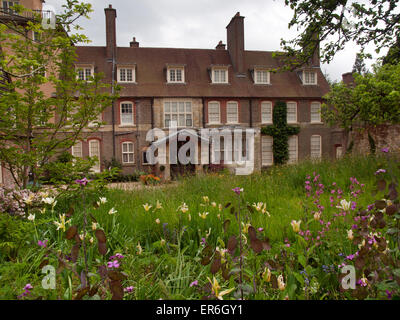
[{"left": 75, "top": 46, "right": 330, "bottom": 99}]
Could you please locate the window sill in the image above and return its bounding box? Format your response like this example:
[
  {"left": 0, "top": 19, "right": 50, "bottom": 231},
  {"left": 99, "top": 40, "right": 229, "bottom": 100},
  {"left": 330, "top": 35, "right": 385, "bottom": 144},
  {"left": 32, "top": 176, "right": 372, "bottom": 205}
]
[
  {"left": 210, "top": 82, "right": 230, "bottom": 85},
  {"left": 310, "top": 121, "right": 323, "bottom": 124},
  {"left": 166, "top": 82, "right": 186, "bottom": 85},
  {"left": 287, "top": 122, "right": 299, "bottom": 125},
  {"left": 261, "top": 122, "right": 273, "bottom": 125},
  {"left": 254, "top": 83, "right": 271, "bottom": 85},
  {"left": 118, "top": 125, "right": 136, "bottom": 128},
  {"left": 122, "top": 163, "right": 135, "bottom": 166},
  {"left": 118, "top": 82, "right": 137, "bottom": 84}
]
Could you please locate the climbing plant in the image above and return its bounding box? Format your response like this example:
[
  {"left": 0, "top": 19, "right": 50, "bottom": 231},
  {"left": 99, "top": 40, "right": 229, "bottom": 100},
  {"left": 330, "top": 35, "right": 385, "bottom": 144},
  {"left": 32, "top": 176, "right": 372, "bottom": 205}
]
[{"left": 261, "top": 101, "right": 300, "bottom": 165}]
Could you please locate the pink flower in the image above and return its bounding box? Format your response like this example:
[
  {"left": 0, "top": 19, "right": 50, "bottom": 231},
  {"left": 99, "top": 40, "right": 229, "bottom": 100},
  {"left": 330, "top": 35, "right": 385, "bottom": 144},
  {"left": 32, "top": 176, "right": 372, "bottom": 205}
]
[
  {"left": 232, "top": 187, "right": 243, "bottom": 195},
  {"left": 381, "top": 148, "right": 389, "bottom": 153},
  {"left": 75, "top": 177, "right": 90, "bottom": 186},
  {"left": 107, "top": 260, "right": 120, "bottom": 268},
  {"left": 124, "top": 286, "right": 134, "bottom": 293},
  {"left": 190, "top": 280, "right": 198, "bottom": 287},
  {"left": 38, "top": 239, "right": 48, "bottom": 248}
]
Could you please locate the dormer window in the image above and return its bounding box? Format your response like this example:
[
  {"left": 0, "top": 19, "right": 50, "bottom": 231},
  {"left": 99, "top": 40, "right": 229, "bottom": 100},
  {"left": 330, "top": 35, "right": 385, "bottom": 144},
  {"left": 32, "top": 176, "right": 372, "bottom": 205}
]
[
  {"left": 167, "top": 66, "right": 185, "bottom": 83},
  {"left": 302, "top": 70, "right": 317, "bottom": 85},
  {"left": 211, "top": 67, "right": 228, "bottom": 84},
  {"left": 76, "top": 65, "right": 94, "bottom": 81},
  {"left": 118, "top": 66, "right": 135, "bottom": 83},
  {"left": 254, "top": 69, "right": 270, "bottom": 84}
]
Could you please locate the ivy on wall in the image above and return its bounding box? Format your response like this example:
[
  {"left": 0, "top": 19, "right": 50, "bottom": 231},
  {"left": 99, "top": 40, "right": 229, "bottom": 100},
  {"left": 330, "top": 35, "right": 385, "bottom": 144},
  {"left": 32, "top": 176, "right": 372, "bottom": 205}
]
[{"left": 261, "top": 101, "right": 300, "bottom": 165}]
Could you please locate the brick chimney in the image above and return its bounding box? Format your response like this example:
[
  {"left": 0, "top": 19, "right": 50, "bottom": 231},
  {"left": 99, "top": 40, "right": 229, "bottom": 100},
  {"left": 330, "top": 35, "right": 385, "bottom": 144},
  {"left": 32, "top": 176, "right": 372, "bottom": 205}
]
[
  {"left": 130, "top": 37, "right": 139, "bottom": 48},
  {"left": 105, "top": 4, "right": 117, "bottom": 60},
  {"left": 215, "top": 40, "right": 226, "bottom": 50},
  {"left": 342, "top": 72, "right": 355, "bottom": 86},
  {"left": 226, "top": 12, "right": 245, "bottom": 74}
]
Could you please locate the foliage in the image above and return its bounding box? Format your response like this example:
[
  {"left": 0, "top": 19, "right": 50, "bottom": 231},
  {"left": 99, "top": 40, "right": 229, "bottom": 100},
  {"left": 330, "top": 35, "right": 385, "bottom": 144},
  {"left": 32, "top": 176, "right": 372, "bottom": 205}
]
[
  {"left": 322, "top": 63, "right": 400, "bottom": 133},
  {"left": 140, "top": 174, "right": 161, "bottom": 185},
  {"left": 278, "top": 0, "right": 400, "bottom": 70},
  {"left": 0, "top": 1, "right": 119, "bottom": 188},
  {"left": 261, "top": 101, "right": 300, "bottom": 165},
  {"left": 352, "top": 53, "right": 368, "bottom": 75}
]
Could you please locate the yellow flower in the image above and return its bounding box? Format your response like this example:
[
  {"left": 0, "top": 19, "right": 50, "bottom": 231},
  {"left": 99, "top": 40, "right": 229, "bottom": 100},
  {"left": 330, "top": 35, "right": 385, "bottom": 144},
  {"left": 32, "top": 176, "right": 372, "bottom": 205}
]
[
  {"left": 155, "top": 218, "right": 161, "bottom": 224},
  {"left": 253, "top": 202, "right": 263, "bottom": 212},
  {"left": 218, "top": 204, "right": 223, "bottom": 212},
  {"left": 278, "top": 275, "right": 286, "bottom": 291},
  {"left": 336, "top": 199, "right": 351, "bottom": 211},
  {"left": 156, "top": 200, "right": 163, "bottom": 210},
  {"left": 178, "top": 203, "right": 189, "bottom": 213},
  {"left": 160, "top": 238, "right": 166, "bottom": 246},
  {"left": 241, "top": 222, "right": 251, "bottom": 234},
  {"left": 92, "top": 222, "right": 98, "bottom": 230},
  {"left": 89, "top": 237, "right": 94, "bottom": 244},
  {"left": 24, "top": 194, "right": 35, "bottom": 205},
  {"left": 207, "top": 277, "right": 234, "bottom": 300},
  {"left": 262, "top": 267, "right": 271, "bottom": 282},
  {"left": 202, "top": 196, "right": 209, "bottom": 203},
  {"left": 291, "top": 220, "right": 301, "bottom": 233},
  {"left": 347, "top": 229, "right": 354, "bottom": 240},
  {"left": 136, "top": 242, "right": 143, "bottom": 255},
  {"left": 199, "top": 212, "right": 209, "bottom": 219},
  {"left": 143, "top": 203, "right": 152, "bottom": 212},
  {"left": 314, "top": 211, "right": 321, "bottom": 221},
  {"left": 53, "top": 214, "right": 71, "bottom": 232}
]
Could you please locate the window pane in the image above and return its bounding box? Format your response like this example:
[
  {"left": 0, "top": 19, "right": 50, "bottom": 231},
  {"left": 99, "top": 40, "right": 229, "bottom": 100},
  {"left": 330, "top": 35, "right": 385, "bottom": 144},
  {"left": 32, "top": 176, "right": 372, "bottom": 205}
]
[
  {"left": 287, "top": 102, "right": 297, "bottom": 123},
  {"left": 261, "top": 136, "right": 273, "bottom": 165},
  {"left": 165, "top": 102, "right": 170, "bottom": 113},
  {"left": 311, "top": 102, "right": 321, "bottom": 122},
  {"left": 227, "top": 102, "right": 238, "bottom": 123},
  {"left": 288, "top": 136, "right": 298, "bottom": 164},
  {"left": 261, "top": 102, "right": 272, "bottom": 123},
  {"left": 311, "top": 136, "right": 321, "bottom": 159}
]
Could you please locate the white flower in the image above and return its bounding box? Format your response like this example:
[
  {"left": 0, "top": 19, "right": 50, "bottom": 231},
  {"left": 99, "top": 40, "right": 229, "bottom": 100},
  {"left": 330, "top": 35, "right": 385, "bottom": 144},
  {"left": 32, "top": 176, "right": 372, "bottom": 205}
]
[
  {"left": 278, "top": 275, "right": 286, "bottom": 291},
  {"left": 143, "top": 203, "right": 152, "bottom": 212},
  {"left": 178, "top": 203, "right": 189, "bottom": 213},
  {"left": 24, "top": 194, "right": 35, "bottom": 205},
  {"left": 42, "top": 197, "right": 56, "bottom": 206},
  {"left": 291, "top": 220, "right": 301, "bottom": 233},
  {"left": 97, "top": 197, "right": 107, "bottom": 206},
  {"left": 336, "top": 199, "right": 351, "bottom": 211},
  {"left": 108, "top": 207, "right": 117, "bottom": 215},
  {"left": 156, "top": 200, "right": 162, "bottom": 210},
  {"left": 347, "top": 229, "right": 354, "bottom": 240},
  {"left": 314, "top": 211, "right": 321, "bottom": 221},
  {"left": 155, "top": 218, "right": 160, "bottom": 224},
  {"left": 27, "top": 214, "right": 35, "bottom": 221},
  {"left": 199, "top": 212, "right": 209, "bottom": 219}
]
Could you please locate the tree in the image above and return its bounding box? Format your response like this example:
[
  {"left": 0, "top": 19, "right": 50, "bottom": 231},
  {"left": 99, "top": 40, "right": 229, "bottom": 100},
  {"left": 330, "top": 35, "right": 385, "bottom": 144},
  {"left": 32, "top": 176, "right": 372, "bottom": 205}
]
[
  {"left": 321, "top": 62, "right": 400, "bottom": 151},
  {"left": 352, "top": 53, "right": 368, "bottom": 75},
  {"left": 383, "top": 34, "right": 400, "bottom": 65},
  {"left": 0, "top": 1, "right": 118, "bottom": 188},
  {"left": 279, "top": 0, "right": 400, "bottom": 70}
]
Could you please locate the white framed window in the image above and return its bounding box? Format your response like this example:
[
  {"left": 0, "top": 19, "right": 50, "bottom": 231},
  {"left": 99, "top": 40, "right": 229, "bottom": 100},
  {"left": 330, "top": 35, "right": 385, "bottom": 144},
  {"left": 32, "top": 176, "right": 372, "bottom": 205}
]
[
  {"left": 117, "top": 67, "right": 135, "bottom": 83},
  {"left": 288, "top": 135, "right": 298, "bottom": 164},
  {"left": 2, "top": 1, "right": 19, "bottom": 14},
  {"left": 303, "top": 70, "right": 317, "bottom": 85},
  {"left": 226, "top": 101, "right": 239, "bottom": 124},
  {"left": 167, "top": 67, "right": 184, "bottom": 83},
  {"left": 88, "top": 140, "right": 101, "bottom": 172},
  {"left": 287, "top": 101, "right": 297, "bottom": 123},
  {"left": 254, "top": 69, "right": 270, "bottom": 84},
  {"left": 311, "top": 135, "right": 322, "bottom": 159},
  {"left": 120, "top": 102, "right": 134, "bottom": 126},
  {"left": 310, "top": 102, "right": 322, "bottom": 123},
  {"left": 261, "top": 136, "right": 273, "bottom": 166},
  {"left": 71, "top": 141, "right": 83, "bottom": 158},
  {"left": 164, "top": 101, "right": 192, "bottom": 127},
  {"left": 212, "top": 68, "right": 228, "bottom": 84},
  {"left": 122, "top": 142, "right": 135, "bottom": 164},
  {"left": 261, "top": 101, "right": 273, "bottom": 124},
  {"left": 208, "top": 101, "right": 220, "bottom": 124},
  {"left": 76, "top": 66, "right": 93, "bottom": 81}
]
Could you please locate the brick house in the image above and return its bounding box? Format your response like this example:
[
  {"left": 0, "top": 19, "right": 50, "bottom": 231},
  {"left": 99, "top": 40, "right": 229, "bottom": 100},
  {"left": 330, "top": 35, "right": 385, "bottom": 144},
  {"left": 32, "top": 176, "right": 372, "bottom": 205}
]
[
  {"left": 1, "top": 2, "right": 346, "bottom": 185},
  {"left": 71, "top": 5, "right": 345, "bottom": 179}
]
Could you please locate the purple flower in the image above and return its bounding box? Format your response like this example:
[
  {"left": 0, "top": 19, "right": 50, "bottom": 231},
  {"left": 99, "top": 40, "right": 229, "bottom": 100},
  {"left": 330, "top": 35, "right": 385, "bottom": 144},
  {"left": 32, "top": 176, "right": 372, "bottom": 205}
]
[
  {"left": 200, "top": 237, "right": 207, "bottom": 246},
  {"left": 189, "top": 280, "right": 198, "bottom": 287},
  {"left": 107, "top": 260, "right": 120, "bottom": 268},
  {"left": 374, "top": 169, "right": 386, "bottom": 175},
  {"left": 75, "top": 177, "right": 90, "bottom": 186},
  {"left": 258, "top": 227, "right": 264, "bottom": 232},
  {"left": 124, "top": 286, "right": 134, "bottom": 293},
  {"left": 24, "top": 284, "right": 33, "bottom": 290},
  {"left": 232, "top": 187, "right": 243, "bottom": 195},
  {"left": 381, "top": 148, "right": 389, "bottom": 153},
  {"left": 386, "top": 290, "right": 393, "bottom": 300},
  {"left": 38, "top": 239, "right": 48, "bottom": 248}
]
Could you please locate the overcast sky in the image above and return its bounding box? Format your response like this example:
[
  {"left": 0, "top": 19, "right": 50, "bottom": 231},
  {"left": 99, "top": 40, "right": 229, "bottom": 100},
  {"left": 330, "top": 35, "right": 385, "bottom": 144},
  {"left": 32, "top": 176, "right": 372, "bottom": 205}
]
[{"left": 44, "top": 0, "right": 384, "bottom": 82}]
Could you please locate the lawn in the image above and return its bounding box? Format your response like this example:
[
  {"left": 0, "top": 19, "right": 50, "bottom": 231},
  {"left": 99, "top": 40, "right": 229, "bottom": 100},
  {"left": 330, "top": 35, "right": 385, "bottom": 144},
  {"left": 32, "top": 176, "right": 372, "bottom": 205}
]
[{"left": 0, "top": 153, "right": 399, "bottom": 300}]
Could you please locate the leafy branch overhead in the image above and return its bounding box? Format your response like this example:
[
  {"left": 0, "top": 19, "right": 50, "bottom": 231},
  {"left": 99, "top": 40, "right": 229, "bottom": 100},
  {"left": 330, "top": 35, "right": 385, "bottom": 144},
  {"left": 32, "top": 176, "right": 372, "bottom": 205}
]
[{"left": 278, "top": 0, "right": 400, "bottom": 70}]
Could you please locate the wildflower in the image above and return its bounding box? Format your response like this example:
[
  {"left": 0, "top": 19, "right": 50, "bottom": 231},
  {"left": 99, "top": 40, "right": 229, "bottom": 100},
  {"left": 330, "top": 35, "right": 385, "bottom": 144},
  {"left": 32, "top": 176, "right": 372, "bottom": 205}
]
[
  {"left": 155, "top": 218, "right": 160, "bottom": 224},
  {"left": 143, "top": 203, "right": 152, "bottom": 212},
  {"left": 200, "top": 238, "right": 207, "bottom": 246},
  {"left": 336, "top": 199, "right": 351, "bottom": 211},
  {"left": 262, "top": 267, "right": 271, "bottom": 282},
  {"left": 39, "top": 208, "right": 46, "bottom": 214},
  {"left": 42, "top": 197, "right": 57, "bottom": 207},
  {"left": 79, "top": 233, "right": 85, "bottom": 241},
  {"left": 386, "top": 290, "right": 393, "bottom": 300},
  {"left": 38, "top": 239, "right": 48, "bottom": 248},
  {"left": 124, "top": 286, "right": 134, "bottom": 293},
  {"left": 156, "top": 200, "right": 162, "bottom": 210},
  {"left": 313, "top": 211, "right": 321, "bottom": 221},
  {"left": 202, "top": 196, "right": 209, "bottom": 203},
  {"left": 374, "top": 169, "right": 386, "bottom": 175},
  {"left": 136, "top": 242, "right": 143, "bottom": 255},
  {"left": 199, "top": 212, "right": 209, "bottom": 219},
  {"left": 178, "top": 203, "right": 189, "bottom": 213},
  {"left": 347, "top": 229, "right": 354, "bottom": 240},
  {"left": 258, "top": 227, "right": 264, "bottom": 232},
  {"left": 107, "top": 260, "right": 120, "bottom": 268},
  {"left": 218, "top": 204, "right": 223, "bottom": 212},
  {"left": 53, "top": 214, "right": 71, "bottom": 232},
  {"left": 381, "top": 148, "right": 389, "bottom": 153},
  {"left": 92, "top": 222, "right": 98, "bottom": 231},
  {"left": 108, "top": 207, "right": 117, "bottom": 215},
  {"left": 211, "top": 202, "right": 217, "bottom": 208},
  {"left": 205, "top": 228, "right": 212, "bottom": 238},
  {"left": 232, "top": 187, "right": 243, "bottom": 195},
  {"left": 207, "top": 277, "right": 234, "bottom": 300},
  {"left": 89, "top": 237, "right": 94, "bottom": 244},
  {"left": 27, "top": 214, "right": 35, "bottom": 221},
  {"left": 75, "top": 177, "right": 90, "bottom": 186},
  {"left": 160, "top": 238, "right": 166, "bottom": 246},
  {"left": 291, "top": 220, "right": 301, "bottom": 233},
  {"left": 189, "top": 280, "right": 198, "bottom": 287},
  {"left": 24, "top": 194, "right": 35, "bottom": 205},
  {"left": 277, "top": 275, "right": 286, "bottom": 291},
  {"left": 97, "top": 197, "right": 107, "bottom": 206},
  {"left": 357, "top": 276, "right": 368, "bottom": 287},
  {"left": 253, "top": 202, "right": 264, "bottom": 212},
  {"left": 241, "top": 222, "right": 251, "bottom": 234}
]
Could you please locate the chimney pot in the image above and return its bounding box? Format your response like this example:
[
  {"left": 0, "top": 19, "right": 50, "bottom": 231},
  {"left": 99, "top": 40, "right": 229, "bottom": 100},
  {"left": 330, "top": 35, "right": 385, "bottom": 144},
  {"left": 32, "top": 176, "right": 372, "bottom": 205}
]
[
  {"left": 130, "top": 37, "right": 139, "bottom": 48},
  {"left": 215, "top": 40, "right": 226, "bottom": 50}
]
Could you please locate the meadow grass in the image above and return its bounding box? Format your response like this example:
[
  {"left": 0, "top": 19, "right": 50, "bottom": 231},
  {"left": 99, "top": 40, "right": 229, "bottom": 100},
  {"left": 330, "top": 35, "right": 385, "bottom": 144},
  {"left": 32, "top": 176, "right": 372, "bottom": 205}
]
[{"left": 95, "top": 154, "right": 391, "bottom": 252}]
